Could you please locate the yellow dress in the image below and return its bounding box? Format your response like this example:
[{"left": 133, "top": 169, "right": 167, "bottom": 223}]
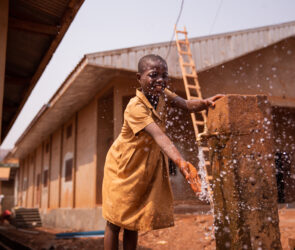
[{"left": 102, "top": 88, "right": 177, "bottom": 231}]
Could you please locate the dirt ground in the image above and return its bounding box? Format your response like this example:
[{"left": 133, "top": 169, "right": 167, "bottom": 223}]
[{"left": 0, "top": 206, "right": 294, "bottom": 250}]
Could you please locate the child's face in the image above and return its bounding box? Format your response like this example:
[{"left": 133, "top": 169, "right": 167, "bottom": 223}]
[{"left": 137, "top": 60, "right": 168, "bottom": 97}]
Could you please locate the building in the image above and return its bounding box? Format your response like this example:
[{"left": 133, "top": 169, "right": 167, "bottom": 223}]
[
  {"left": 11, "top": 21, "right": 295, "bottom": 230},
  {"left": 0, "top": 0, "right": 84, "bottom": 143},
  {"left": 0, "top": 0, "right": 84, "bottom": 214},
  {"left": 0, "top": 154, "right": 18, "bottom": 212}
]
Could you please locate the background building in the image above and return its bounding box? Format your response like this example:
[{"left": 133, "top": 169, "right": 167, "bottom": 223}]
[{"left": 11, "top": 21, "right": 295, "bottom": 230}]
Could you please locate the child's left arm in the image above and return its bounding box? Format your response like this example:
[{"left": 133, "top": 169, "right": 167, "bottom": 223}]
[{"left": 171, "top": 94, "right": 224, "bottom": 112}]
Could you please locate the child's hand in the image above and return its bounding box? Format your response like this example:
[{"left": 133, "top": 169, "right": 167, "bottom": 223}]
[
  {"left": 176, "top": 160, "right": 201, "bottom": 194},
  {"left": 186, "top": 162, "right": 202, "bottom": 194},
  {"left": 204, "top": 94, "right": 224, "bottom": 108}
]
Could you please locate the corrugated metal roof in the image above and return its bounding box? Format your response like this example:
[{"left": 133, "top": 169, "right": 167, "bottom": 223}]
[
  {"left": 87, "top": 21, "right": 295, "bottom": 77},
  {"left": 2, "top": 0, "right": 85, "bottom": 142}
]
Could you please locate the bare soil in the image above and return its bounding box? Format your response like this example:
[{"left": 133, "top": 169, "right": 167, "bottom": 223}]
[{"left": 0, "top": 207, "right": 294, "bottom": 250}]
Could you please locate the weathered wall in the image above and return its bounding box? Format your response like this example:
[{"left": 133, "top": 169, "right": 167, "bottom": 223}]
[
  {"left": 199, "top": 37, "right": 295, "bottom": 106},
  {"left": 61, "top": 117, "right": 75, "bottom": 208},
  {"left": 76, "top": 99, "right": 97, "bottom": 208},
  {"left": 97, "top": 92, "right": 113, "bottom": 204}
]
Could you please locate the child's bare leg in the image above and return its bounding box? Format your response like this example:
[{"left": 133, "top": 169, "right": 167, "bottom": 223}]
[
  {"left": 104, "top": 221, "right": 120, "bottom": 250},
  {"left": 123, "top": 228, "right": 138, "bottom": 250}
]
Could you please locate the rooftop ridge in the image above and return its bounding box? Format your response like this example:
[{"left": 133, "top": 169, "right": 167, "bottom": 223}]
[{"left": 86, "top": 20, "right": 295, "bottom": 58}]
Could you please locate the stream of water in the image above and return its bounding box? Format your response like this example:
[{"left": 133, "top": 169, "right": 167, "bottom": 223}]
[{"left": 197, "top": 146, "right": 211, "bottom": 202}]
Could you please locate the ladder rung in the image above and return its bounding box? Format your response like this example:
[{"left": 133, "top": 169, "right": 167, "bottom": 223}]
[
  {"left": 176, "top": 30, "right": 187, "bottom": 34},
  {"left": 179, "top": 50, "right": 191, "bottom": 55},
  {"left": 188, "top": 86, "right": 201, "bottom": 92},
  {"left": 185, "top": 73, "right": 196, "bottom": 78},
  {"left": 187, "top": 84, "right": 198, "bottom": 89},
  {"left": 208, "top": 176, "right": 213, "bottom": 180},
  {"left": 205, "top": 161, "right": 211, "bottom": 166},
  {"left": 196, "top": 122, "right": 205, "bottom": 126},
  {"left": 190, "top": 96, "right": 201, "bottom": 100},
  {"left": 178, "top": 40, "right": 188, "bottom": 45},
  {"left": 201, "top": 147, "right": 209, "bottom": 151},
  {"left": 182, "top": 62, "right": 195, "bottom": 67}
]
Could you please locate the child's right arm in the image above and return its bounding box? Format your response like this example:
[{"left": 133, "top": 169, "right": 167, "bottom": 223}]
[
  {"left": 171, "top": 94, "right": 224, "bottom": 112},
  {"left": 145, "top": 122, "right": 201, "bottom": 194}
]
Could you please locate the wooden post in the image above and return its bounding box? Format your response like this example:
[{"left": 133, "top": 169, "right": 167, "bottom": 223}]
[
  {"left": 207, "top": 95, "right": 282, "bottom": 249},
  {"left": 16, "top": 166, "right": 20, "bottom": 206},
  {"left": 48, "top": 135, "right": 52, "bottom": 208},
  {"left": 40, "top": 143, "right": 44, "bottom": 208},
  {"left": 58, "top": 127, "right": 64, "bottom": 208},
  {"left": 0, "top": 0, "right": 9, "bottom": 141},
  {"left": 25, "top": 157, "right": 29, "bottom": 207},
  {"left": 73, "top": 112, "right": 78, "bottom": 208},
  {"left": 32, "top": 150, "right": 36, "bottom": 207},
  {"left": 113, "top": 84, "right": 123, "bottom": 139},
  {"left": 19, "top": 160, "right": 23, "bottom": 206}
]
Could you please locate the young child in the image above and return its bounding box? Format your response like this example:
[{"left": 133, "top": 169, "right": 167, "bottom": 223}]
[{"left": 102, "top": 54, "right": 223, "bottom": 250}]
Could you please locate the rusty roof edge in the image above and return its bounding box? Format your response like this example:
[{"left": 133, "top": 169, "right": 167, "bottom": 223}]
[
  {"left": 86, "top": 20, "right": 295, "bottom": 58},
  {"left": 3, "top": 0, "right": 85, "bottom": 142},
  {"left": 48, "top": 56, "right": 88, "bottom": 105},
  {"left": 13, "top": 56, "right": 88, "bottom": 152},
  {"left": 14, "top": 104, "right": 49, "bottom": 147}
]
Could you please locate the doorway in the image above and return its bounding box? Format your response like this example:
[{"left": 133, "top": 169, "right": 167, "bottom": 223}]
[{"left": 275, "top": 152, "right": 291, "bottom": 203}]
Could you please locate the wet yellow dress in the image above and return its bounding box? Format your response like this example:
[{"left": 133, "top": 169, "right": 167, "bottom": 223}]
[{"left": 102, "top": 88, "right": 177, "bottom": 231}]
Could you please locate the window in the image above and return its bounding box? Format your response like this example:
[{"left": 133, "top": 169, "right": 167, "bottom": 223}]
[
  {"left": 43, "top": 170, "right": 48, "bottom": 187},
  {"left": 65, "top": 159, "right": 73, "bottom": 182},
  {"left": 275, "top": 152, "right": 291, "bottom": 203},
  {"left": 66, "top": 124, "right": 72, "bottom": 139}
]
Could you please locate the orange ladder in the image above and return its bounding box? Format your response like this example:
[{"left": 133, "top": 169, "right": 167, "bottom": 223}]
[{"left": 174, "top": 26, "right": 213, "bottom": 202}]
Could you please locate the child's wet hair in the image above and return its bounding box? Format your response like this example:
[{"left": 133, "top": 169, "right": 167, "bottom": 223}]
[{"left": 138, "top": 54, "right": 167, "bottom": 73}]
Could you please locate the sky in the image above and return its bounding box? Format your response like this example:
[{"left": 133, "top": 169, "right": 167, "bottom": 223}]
[{"left": 1, "top": 0, "right": 295, "bottom": 149}]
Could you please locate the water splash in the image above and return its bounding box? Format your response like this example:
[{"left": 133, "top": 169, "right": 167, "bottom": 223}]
[
  {"left": 197, "top": 146, "right": 211, "bottom": 202},
  {"left": 198, "top": 147, "right": 216, "bottom": 240}
]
